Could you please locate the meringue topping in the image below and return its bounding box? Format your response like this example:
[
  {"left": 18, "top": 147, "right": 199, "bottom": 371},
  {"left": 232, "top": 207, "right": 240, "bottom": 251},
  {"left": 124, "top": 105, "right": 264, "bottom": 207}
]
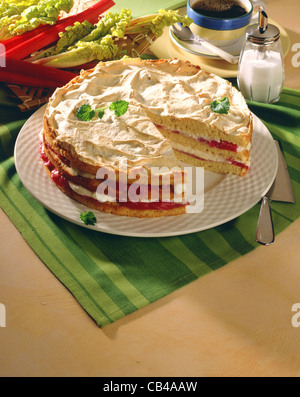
[{"left": 45, "top": 58, "right": 251, "bottom": 170}]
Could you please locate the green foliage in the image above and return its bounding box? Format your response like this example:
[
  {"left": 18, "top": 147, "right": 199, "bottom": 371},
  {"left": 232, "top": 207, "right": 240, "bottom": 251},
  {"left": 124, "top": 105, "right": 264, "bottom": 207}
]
[
  {"left": 210, "top": 97, "right": 230, "bottom": 114},
  {"left": 76, "top": 104, "right": 95, "bottom": 121},
  {"left": 79, "top": 211, "right": 97, "bottom": 226}
]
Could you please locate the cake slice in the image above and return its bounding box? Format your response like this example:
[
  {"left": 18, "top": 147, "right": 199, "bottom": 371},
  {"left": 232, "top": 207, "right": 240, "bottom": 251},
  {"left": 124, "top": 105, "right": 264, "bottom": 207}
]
[{"left": 128, "top": 59, "right": 253, "bottom": 176}]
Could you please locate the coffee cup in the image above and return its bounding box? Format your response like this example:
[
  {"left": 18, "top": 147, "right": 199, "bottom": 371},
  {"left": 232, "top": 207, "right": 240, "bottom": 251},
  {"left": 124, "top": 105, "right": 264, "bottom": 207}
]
[{"left": 187, "top": 0, "right": 266, "bottom": 48}]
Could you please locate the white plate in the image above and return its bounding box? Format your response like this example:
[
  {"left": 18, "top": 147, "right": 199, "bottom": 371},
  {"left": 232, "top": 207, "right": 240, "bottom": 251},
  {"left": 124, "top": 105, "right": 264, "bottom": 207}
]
[
  {"left": 14, "top": 105, "right": 278, "bottom": 238},
  {"left": 169, "top": 27, "right": 243, "bottom": 59}
]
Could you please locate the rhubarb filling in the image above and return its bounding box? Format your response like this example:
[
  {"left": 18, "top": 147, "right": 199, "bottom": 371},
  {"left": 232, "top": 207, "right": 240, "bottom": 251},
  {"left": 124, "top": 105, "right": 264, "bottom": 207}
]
[
  {"left": 174, "top": 149, "right": 250, "bottom": 170},
  {"left": 39, "top": 143, "right": 186, "bottom": 210},
  {"left": 45, "top": 141, "right": 71, "bottom": 167},
  {"left": 154, "top": 123, "right": 246, "bottom": 153}
]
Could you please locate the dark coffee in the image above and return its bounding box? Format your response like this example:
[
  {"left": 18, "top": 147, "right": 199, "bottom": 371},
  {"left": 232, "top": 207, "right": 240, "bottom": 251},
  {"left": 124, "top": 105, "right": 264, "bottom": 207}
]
[{"left": 191, "top": 0, "right": 248, "bottom": 19}]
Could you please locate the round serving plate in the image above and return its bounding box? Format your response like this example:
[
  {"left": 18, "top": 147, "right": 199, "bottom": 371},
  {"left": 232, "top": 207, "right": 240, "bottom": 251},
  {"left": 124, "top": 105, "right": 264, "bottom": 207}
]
[{"left": 14, "top": 105, "right": 278, "bottom": 237}]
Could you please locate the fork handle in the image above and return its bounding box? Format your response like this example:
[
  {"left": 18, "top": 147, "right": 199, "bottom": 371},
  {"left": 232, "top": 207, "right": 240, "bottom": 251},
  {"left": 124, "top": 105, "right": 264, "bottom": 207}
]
[
  {"left": 255, "top": 196, "right": 275, "bottom": 245},
  {"left": 194, "top": 36, "right": 239, "bottom": 64}
]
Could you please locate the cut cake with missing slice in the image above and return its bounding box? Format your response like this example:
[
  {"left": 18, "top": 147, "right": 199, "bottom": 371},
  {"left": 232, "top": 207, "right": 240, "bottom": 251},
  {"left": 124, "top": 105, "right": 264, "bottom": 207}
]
[{"left": 41, "top": 58, "right": 253, "bottom": 218}]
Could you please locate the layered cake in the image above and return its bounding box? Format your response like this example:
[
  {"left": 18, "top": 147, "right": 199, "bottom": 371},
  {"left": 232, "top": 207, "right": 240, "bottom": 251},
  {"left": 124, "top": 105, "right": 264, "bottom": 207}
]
[{"left": 41, "top": 58, "right": 253, "bottom": 217}]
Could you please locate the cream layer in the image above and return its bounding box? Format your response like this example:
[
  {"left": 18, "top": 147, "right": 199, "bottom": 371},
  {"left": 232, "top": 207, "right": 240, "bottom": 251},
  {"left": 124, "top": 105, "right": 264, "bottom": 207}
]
[
  {"left": 68, "top": 181, "right": 186, "bottom": 204},
  {"left": 155, "top": 124, "right": 252, "bottom": 153},
  {"left": 172, "top": 142, "right": 251, "bottom": 167}
]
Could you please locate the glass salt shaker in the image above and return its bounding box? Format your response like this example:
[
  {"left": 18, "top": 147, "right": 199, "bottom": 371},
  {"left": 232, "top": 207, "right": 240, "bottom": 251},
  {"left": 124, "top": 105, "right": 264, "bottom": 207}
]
[{"left": 237, "top": 8, "right": 285, "bottom": 103}]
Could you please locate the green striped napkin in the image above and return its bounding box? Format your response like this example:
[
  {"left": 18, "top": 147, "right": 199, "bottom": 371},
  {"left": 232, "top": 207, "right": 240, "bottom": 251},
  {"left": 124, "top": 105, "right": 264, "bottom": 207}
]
[{"left": 0, "top": 86, "right": 299, "bottom": 327}]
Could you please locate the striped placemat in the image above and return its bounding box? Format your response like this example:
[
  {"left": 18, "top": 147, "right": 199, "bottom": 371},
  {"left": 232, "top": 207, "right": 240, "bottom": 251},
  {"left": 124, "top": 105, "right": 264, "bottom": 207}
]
[{"left": 0, "top": 86, "right": 299, "bottom": 327}]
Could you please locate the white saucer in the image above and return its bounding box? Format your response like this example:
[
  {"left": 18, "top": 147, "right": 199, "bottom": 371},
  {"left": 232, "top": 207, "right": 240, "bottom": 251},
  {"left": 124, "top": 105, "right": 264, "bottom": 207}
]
[
  {"left": 150, "top": 14, "right": 290, "bottom": 78},
  {"left": 169, "top": 28, "right": 244, "bottom": 59}
]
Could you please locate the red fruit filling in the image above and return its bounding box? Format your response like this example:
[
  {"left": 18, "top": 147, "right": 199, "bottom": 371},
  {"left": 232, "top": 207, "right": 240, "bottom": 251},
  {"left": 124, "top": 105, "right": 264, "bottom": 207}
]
[
  {"left": 154, "top": 124, "right": 238, "bottom": 152},
  {"left": 39, "top": 141, "right": 186, "bottom": 210},
  {"left": 175, "top": 149, "right": 249, "bottom": 169}
]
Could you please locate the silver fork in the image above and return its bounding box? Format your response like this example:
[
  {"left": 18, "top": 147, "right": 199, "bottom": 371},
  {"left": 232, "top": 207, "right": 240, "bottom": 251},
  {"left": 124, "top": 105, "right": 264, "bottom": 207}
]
[{"left": 171, "top": 24, "right": 239, "bottom": 64}]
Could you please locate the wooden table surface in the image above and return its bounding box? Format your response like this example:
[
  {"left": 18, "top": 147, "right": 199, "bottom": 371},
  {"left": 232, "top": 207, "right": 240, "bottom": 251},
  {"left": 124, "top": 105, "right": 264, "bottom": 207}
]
[{"left": 1, "top": 0, "right": 300, "bottom": 377}]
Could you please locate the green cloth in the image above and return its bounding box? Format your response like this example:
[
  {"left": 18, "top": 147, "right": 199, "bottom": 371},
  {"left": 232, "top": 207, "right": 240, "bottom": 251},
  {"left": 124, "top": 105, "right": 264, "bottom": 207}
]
[{"left": 0, "top": 86, "right": 299, "bottom": 327}]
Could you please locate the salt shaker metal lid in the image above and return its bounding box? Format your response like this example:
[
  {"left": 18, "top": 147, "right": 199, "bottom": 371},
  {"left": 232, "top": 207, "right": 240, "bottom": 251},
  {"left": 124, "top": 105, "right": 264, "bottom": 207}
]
[{"left": 245, "top": 8, "right": 280, "bottom": 44}]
